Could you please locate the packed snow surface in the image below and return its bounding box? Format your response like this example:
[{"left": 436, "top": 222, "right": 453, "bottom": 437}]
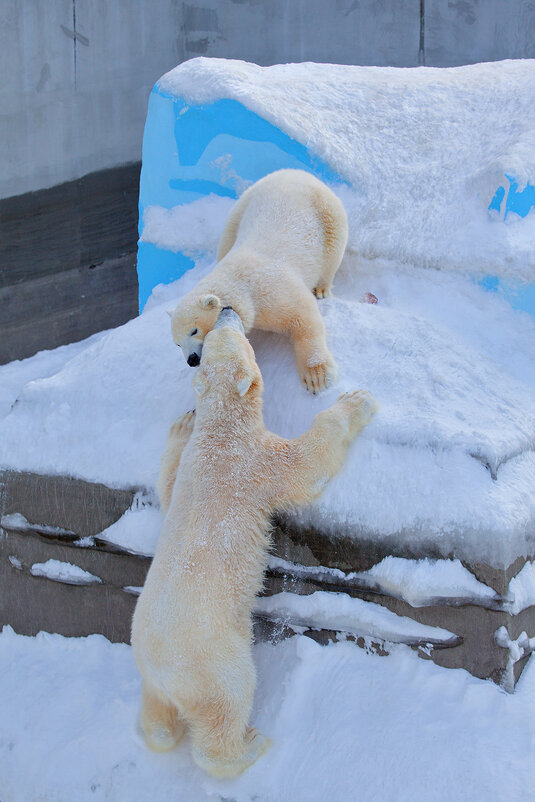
[
  {"left": 158, "top": 57, "right": 535, "bottom": 281},
  {"left": 1, "top": 626, "right": 534, "bottom": 802},
  {"left": 1, "top": 249, "right": 534, "bottom": 567}
]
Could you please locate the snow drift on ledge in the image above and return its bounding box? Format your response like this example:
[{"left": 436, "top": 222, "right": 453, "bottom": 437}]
[{"left": 157, "top": 57, "right": 535, "bottom": 281}]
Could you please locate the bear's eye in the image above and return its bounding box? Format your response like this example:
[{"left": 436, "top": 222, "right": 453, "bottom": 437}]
[{"left": 189, "top": 328, "right": 198, "bottom": 337}]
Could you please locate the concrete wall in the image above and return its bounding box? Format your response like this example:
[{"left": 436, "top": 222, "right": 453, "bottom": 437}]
[{"left": 2, "top": 0, "right": 535, "bottom": 200}]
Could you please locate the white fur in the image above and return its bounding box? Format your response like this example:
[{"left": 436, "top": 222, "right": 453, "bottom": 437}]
[
  {"left": 169, "top": 169, "right": 348, "bottom": 393},
  {"left": 132, "top": 325, "right": 376, "bottom": 778}
]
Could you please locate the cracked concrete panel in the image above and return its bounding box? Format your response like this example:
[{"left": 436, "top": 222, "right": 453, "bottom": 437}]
[
  {"left": 63, "top": 0, "right": 183, "bottom": 190},
  {"left": 0, "top": 0, "right": 183, "bottom": 198},
  {"left": 181, "top": 0, "right": 421, "bottom": 67},
  {"left": 0, "top": 0, "right": 74, "bottom": 198},
  {"left": 425, "top": 0, "right": 535, "bottom": 67}
]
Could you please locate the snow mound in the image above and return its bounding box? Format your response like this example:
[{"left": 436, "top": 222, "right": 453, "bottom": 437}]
[
  {"left": 0, "top": 252, "right": 534, "bottom": 567},
  {"left": 158, "top": 57, "right": 535, "bottom": 281}
]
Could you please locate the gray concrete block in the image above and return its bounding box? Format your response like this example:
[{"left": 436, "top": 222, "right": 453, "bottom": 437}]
[{"left": 0, "top": 254, "right": 138, "bottom": 364}]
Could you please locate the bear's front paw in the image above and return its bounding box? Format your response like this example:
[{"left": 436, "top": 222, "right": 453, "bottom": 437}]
[
  {"left": 337, "top": 389, "right": 378, "bottom": 428},
  {"left": 313, "top": 284, "right": 331, "bottom": 300},
  {"left": 299, "top": 355, "right": 338, "bottom": 395},
  {"left": 169, "top": 409, "right": 196, "bottom": 440}
]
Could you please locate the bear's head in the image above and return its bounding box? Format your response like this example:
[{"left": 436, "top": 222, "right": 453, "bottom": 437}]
[
  {"left": 168, "top": 293, "right": 222, "bottom": 367},
  {"left": 192, "top": 312, "right": 262, "bottom": 403}
]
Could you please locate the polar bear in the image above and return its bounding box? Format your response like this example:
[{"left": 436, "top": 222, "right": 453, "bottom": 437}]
[
  {"left": 168, "top": 168, "right": 348, "bottom": 394},
  {"left": 131, "top": 309, "right": 376, "bottom": 778}
]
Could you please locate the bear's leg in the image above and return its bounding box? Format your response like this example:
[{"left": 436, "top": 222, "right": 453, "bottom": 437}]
[
  {"left": 139, "top": 681, "right": 186, "bottom": 753},
  {"left": 189, "top": 699, "right": 271, "bottom": 779},
  {"left": 272, "top": 389, "right": 377, "bottom": 507},
  {"left": 312, "top": 282, "right": 331, "bottom": 300},
  {"left": 187, "top": 650, "right": 271, "bottom": 778},
  {"left": 157, "top": 410, "right": 196, "bottom": 514},
  {"left": 289, "top": 296, "right": 337, "bottom": 394},
  {"left": 312, "top": 194, "right": 348, "bottom": 299}
]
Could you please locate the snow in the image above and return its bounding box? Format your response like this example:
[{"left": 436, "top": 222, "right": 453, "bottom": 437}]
[
  {"left": 494, "top": 626, "right": 535, "bottom": 693},
  {"left": 269, "top": 555, "right": 499, "bottom": 608},
  {"left": 1, "top": 252, "right": 534, "bottom": 567},
  {"left": 0, "top": 330, "right": 107, "bottom": 419},
  {"left": 1, "top": 625, "right": 534, "bottom": 802},
  {"left": 141, "top": 195, "right": 234, "bottom": 256},
  {"left": 507, "top": 561, "right": 535, "bottom": 615},
  {"left": 256, "top": 590, "right": 458, "bottom": 645},
  {"left": 158, "top": 58, "right": 535, "bottom": 282},
  {"left": 30, "top": 559, "right": 102, "bottom": 585},
  {"left": 1, "top": 512, "right": 76, "bottom": 538},
  {"left": 96, "top": 493, "right": 162, "bottom": 556}
]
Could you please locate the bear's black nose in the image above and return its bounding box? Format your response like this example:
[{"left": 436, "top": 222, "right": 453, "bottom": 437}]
[{"left": 187, "top": 353, "right": 200, "bottom": 367}]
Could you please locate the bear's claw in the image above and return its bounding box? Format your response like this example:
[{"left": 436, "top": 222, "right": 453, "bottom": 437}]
[
  {"left": 337, "top": 389, "right": 378, "bottom": 426},
  {"left": 313, "top": 284, "right": 331, "bottom": 299},
  {"left": 169, "top": 409, "right": 196, "bottom": 440},
  {"left": 300, "top": 360, "right": 337, "bottom": 394}
]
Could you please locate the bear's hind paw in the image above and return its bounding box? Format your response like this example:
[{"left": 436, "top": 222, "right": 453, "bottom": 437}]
[
  {"left": 141, "top": 720, "right": 187, "bottom": 753},
  {"left": 194, "top": 728, "right": 272, "bottom": 778}
]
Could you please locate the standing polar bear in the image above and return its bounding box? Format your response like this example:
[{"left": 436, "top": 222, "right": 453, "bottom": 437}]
[
  {"left": 131, "top": 309, "right": 376, "bottom": 778},
  {"left": 169, "top": 168, "right": 348, "bottom": 393}
]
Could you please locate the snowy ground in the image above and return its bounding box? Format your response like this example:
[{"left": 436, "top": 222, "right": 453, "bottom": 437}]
[{"left": 0, "top": 626, "right": 534, "bottom": 802}]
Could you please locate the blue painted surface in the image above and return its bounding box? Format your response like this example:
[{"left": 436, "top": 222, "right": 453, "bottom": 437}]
[
  {"left": 137, "top": 243, "right": 195, "bottom": 311},
  {"left": 137, "top": 86, "right": 346, "bottom": 310},
  {"left": 488, "top": 174, "right": 535, "bottom": 219},
  {"left": 138, "top": 83, "right": 535, "bottom": 319},
  {"left": 480, "top": 274, "right": 535, "bottom": 318}
]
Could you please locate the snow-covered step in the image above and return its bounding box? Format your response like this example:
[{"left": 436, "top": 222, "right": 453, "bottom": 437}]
[{"left": 1, "top": 472, "right": 534, "bottom": 689}]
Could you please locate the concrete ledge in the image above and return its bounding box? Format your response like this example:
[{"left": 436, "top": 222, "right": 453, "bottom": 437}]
[{"left": 1, "top": 469, "right": 533, "bottom": 689}]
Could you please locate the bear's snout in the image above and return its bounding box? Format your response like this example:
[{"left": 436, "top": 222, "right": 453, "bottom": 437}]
[{"left": 187, "top": 353, "right": 201, "bottom": 367}]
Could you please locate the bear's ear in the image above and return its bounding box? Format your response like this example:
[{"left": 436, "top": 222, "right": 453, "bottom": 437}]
[
  {"left": 236, "top": 368, "right": 255, "bottom": 397},
  {"left": 200, "top": 294, "right": 221, "bottom": 310},
  {"left": 192, "top": 375, "right": 206, "bottom": 397}
]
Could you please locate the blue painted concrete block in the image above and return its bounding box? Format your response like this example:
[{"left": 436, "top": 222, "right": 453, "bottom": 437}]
[
  {"left": 489, "top": 175, "right": 535, "bottom": 220},
  {"left": 138, "top": 81, "right": 535, "bottom": 319},
  {"left": 137, "top": 85, "right": 346, "bottom": 310}
]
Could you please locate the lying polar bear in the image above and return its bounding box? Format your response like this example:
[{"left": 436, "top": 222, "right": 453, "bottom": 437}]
[
  {"left": 132, "top": 308, "right": 376, "bottom": 778},
  {"left": 168, "top": 168, "right": 348, "bottom": 393}
]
